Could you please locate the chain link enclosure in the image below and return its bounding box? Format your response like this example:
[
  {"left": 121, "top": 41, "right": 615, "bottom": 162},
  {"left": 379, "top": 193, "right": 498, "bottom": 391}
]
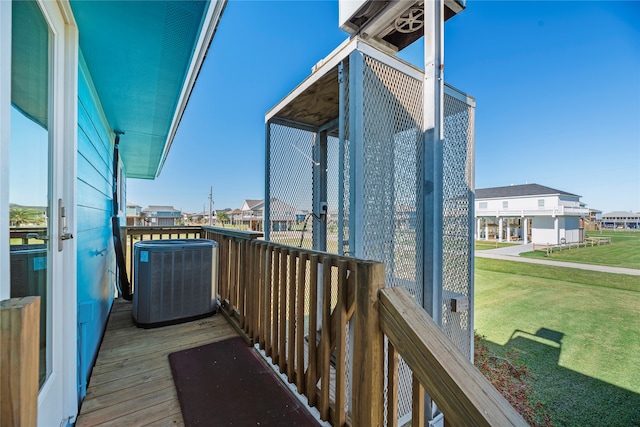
[{"left": 265, "top": 38, "right": 475, "bottom": 424}]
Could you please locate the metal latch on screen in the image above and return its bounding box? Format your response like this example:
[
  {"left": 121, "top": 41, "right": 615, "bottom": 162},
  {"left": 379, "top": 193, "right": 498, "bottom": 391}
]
[
  {"left": 58, "top": 199, "right": 73, "bottom": 251},
  {"left": 449, "top": 292, "right": 469, "bottom": 313}
]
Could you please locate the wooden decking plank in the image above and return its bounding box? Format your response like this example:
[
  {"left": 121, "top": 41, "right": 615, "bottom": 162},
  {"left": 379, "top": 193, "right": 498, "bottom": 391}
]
[
  {"left": 98, "top": 316, "right": 226, "bottom": 347},
  {"left": 94, "top": 324, "right": 234, "bottom": 364},
  {"left": 138, "top": 405, "right": 184, "bottom": 427},
  {"left": 76, "top": 382, "right": 177, "bottom": 425},
  {"left": 101, "top": 313, "right": 223, "bottom": 340},
  {"left": 94, "top": 329, "right": 233, "bottom": 367},
  {"left": 80, "top": 376, "right": 176, "bottom": 414},
  {"left": 84, "top": 367, "right": 171, "bottom": 399},
  {"left": 88, "top": 329, "right": 237, "bottom": 389},
  {"left": 89, "top": 354, "right": 168, "bottom": 379},
  {"left": 77, "top": 299, "right": 240, "bottom": 426}
]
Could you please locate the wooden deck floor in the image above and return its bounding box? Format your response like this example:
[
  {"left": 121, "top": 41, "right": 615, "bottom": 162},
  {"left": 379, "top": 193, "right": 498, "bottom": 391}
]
[{"left": 76, "top": 299, "right": 238, "bottom": 426}]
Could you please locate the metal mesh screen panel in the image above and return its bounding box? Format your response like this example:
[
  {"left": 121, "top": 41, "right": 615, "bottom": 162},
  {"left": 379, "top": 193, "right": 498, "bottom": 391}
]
[
  {"left": 267, "top": 46, "right": 475, "bottom": 424},
  {"left": 441, "top": 90, "right": 475, "bottom": 359},
  {"left": 341, "top": 66, "right": 351, "bottom": 256},
  {"left": 268, "top": 123, "right": 315, "bottom": 249},
  {"left": 359, "top": 53, "right": 424, "bottom": 421},
  {"left": 327, "top": 136, "right": 340, "bottom": 254},
  {"left": 360, "top": 55, "right": 424, "bottom": 296}
]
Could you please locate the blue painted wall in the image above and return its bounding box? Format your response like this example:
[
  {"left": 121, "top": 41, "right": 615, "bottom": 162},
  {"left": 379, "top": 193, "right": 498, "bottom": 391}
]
[{"left": 76, "top": 54, "right": 118, "bottom": 402}]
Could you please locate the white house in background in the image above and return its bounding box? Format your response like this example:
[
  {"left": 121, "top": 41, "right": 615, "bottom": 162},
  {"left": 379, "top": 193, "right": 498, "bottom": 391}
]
[
  {"left": 475, "top": 184, "right": 589, "bottom": 245},
  {"left": 601, "top": 211, "right": 640, "bottom": 229},
  {"left": 125, "top": 203, "right": 143, "bottom": 226},
  {"left": 237, "top": 198, "right": 296, "bottom": 231},
  {"left": 240, "top": 199, "right": 265, "bottom": 231},
  {"left": 141, "top": 205, "right": 182, "bottom": 226}
]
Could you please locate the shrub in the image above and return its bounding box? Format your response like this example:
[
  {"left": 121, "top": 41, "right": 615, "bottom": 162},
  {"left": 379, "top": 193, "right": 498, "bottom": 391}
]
[{"left": 474, "top": 333, "right": 553, "bottom": 426}]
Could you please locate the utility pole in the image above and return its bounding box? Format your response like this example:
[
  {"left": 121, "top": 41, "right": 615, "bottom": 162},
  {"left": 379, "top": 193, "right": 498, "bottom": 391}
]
[{"left": 209, "top": 186, "right": 213, "bottom": 226}]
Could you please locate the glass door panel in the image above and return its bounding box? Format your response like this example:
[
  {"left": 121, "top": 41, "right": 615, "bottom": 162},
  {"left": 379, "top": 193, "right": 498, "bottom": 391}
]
[{"left": 9, "top": 0, "right": 51, "bottom": 387}]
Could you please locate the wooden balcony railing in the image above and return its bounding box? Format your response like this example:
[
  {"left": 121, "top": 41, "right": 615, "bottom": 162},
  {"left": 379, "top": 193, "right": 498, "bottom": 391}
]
[
  {"left": 9, "top": 227, "right": 48, "bottom": 245},
  {"left": 1, "top": 296, "right": 40, "bottom": 426},
  {"left": 379, "top": 287, "right": 527, "bottom": 426},
  {"left": 124, "top": 226, "right": 526, "bottom": 426}
]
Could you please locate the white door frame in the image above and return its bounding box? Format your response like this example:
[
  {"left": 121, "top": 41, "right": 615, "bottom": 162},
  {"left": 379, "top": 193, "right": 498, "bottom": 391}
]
[
  {"left": 0, "top": 1, "right": 78, "bottom": 425},
  {"left": 0, "top": 0, "right": 12, "bottom": 303}
]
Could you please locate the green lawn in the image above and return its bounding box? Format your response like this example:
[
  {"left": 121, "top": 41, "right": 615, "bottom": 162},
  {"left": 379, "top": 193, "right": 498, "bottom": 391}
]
[
  {"left": 520, "top": 230, "right": 640, "bottom": 269},
  {"left": 475, "top": 240, "right": 519, "bottom": 251},
  {"left": 475, "top": 258, "right": 640, "bottom": 426}
]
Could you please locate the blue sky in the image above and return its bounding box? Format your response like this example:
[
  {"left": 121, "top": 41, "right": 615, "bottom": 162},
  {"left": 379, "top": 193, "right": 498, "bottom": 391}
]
[{"left": 127, "top": 0, "right": 640, "bottom": 214}]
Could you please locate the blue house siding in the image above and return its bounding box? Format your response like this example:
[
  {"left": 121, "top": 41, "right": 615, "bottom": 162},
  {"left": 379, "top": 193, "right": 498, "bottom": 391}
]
[{"left": 76, "top": 56, "right": 118, "bottom": 401}]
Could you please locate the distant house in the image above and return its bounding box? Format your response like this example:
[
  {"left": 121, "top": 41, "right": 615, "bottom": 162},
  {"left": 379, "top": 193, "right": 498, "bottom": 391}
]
[
  {"left": 234, "top": 198, "right": 296, "bottom": 231},
  {"left": 125, "top": 203, "right": 143, "bottom": 226},
  {"left": 229, "top": 208, "right": 243, "bottom": 226},
  {"left": 189, "top": 210, "right": 214, "bottom": 225},
  {"left": 587, "top": 208, "right": 602, "bottom": 222},
  {"left": 269, "top": 198, "right": 296, "bottom": 232},
  {"left": 141, "top": 205, "right": 182, "bottom": 226},
  {"left": 601, "top": 211, "right": 640, "bottom": 229},
  {"left": 241, "top": 199, "right": 264, "bottom": 231},
  {"left": 583, "top": 208, "right": 603, "bottom": 231},
  {"left": 475, "top": 184, "right": 589, "bottom": 245}
]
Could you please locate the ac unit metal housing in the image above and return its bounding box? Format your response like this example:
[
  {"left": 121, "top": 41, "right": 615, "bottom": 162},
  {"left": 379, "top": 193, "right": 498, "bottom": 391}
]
[{"left": 133, "top": 238, "right": 218, "bottom": 328}]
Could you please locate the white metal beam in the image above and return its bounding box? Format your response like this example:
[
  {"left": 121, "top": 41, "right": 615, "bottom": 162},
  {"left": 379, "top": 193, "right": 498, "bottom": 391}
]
[{"left": 422, "top": 0, "right": 444, "bottom": 323}]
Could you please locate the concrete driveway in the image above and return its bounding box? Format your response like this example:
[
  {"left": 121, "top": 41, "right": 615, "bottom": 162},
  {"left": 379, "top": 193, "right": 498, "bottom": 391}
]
[{"left": 475, "top": 243, "right": 640, "bottom": 276}]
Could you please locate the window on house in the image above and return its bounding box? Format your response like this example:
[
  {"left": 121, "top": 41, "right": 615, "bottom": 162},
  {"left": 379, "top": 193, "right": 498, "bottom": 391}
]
[
  {"left": 479, "top": 202, "right": 487, "bottom": 209},
  {"left": 502, "top": 201, "right": 508, "bottom": 209},
  {"left": 538, "top": 199, "right": 545, "bottom": 207}
]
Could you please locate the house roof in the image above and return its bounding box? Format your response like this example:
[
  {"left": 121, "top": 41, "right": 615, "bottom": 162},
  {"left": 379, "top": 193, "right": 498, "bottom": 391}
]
[
  {"left": 476, "top": 184, "right": 580, "bottom": 200},
  {"left": 602, "top": 211, "right": 640, "bottom": 219},
  {"left": 244, "top": 199, "right": 264, "bottom": 210},
  {"left": 142, "top": 205, "right": 181, "bottom": 213},
  {"left": 69, "top": 0, "right": 227, "bottom": 179}
]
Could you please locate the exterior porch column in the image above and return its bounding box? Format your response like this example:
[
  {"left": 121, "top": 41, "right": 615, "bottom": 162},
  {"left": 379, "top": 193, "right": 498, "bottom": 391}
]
[
  {"left": 485, "top": 218, "right": 489, "bottom": 241},
  {"left": 506, "top": 219, "right": 511, "bottom": 242},
  {"left": 498, "top": 217, "right": 503, "bottom": 242},
  {"left": 522, "top": 217, "right": 528, "bottom": 244},
  {"left": 554, "top": 216, "right": 559, "bottom": 244},
  {"left": 477, "top": 218, "right": 482, "bottom": 240}
]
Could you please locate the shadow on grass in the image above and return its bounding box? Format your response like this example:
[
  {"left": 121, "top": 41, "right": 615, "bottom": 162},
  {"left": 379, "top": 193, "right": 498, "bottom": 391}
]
[{"left": 482, "top": 327, "right": 640, "bottom": 427}]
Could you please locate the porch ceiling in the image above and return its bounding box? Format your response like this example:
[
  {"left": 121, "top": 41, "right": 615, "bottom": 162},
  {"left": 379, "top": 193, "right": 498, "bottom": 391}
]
[
  {"left": 273, "top": 68, "right": 340, "bottom": 129},
  {"left": 70, "top": 0, "right": 225, "bottom": 179}
]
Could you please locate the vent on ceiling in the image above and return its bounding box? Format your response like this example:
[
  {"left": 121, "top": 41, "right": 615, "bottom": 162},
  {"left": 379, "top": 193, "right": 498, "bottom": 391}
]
[{"left": 339, "top": 0, "right": 466, "bottom": 52}]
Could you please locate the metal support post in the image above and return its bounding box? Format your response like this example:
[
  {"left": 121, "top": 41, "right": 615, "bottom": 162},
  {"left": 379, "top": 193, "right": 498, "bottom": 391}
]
[
  {"left": 422, "top": 0, "right": 444, "bottom": 323},
  {"left": 423, "top": 1, "right": 444, "bottom": 425},
  {"left": 264, "top": 122, "right": 271, "bottom": 240},
  {"left": 313, "top": 130, "right": 328, "bottom": 251},
  {"left": 349, "top": 50, "right": 365, "bottom": 258},
  {"left": 338, "top": 61, "right": 346, "bottom": 255}
]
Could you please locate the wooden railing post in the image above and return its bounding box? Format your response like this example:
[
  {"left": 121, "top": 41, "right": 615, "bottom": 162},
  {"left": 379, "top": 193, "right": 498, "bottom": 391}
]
[
  {"left": 352, "top": 261, "right": 385, "bottom": 427},
  {"left": 379, "top": 287, "right": 527, "bottom": 426},
  {"left": 1, "top": 296, "right": 40, "bottom": 427}
]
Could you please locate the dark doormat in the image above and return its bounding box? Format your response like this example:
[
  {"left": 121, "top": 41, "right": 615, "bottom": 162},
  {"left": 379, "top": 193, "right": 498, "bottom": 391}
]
[{"left": 168, "top": 337, "right": 321, "bottom": 426}]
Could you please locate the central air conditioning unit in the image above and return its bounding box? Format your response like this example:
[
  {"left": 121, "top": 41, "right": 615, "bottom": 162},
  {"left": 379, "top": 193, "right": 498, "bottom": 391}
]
[
  {"left": 132, "top": 239, "right": 218, "bottom": 328},
  {"left": 339, "top": 0, "right": 466, "bottom": 52}
]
